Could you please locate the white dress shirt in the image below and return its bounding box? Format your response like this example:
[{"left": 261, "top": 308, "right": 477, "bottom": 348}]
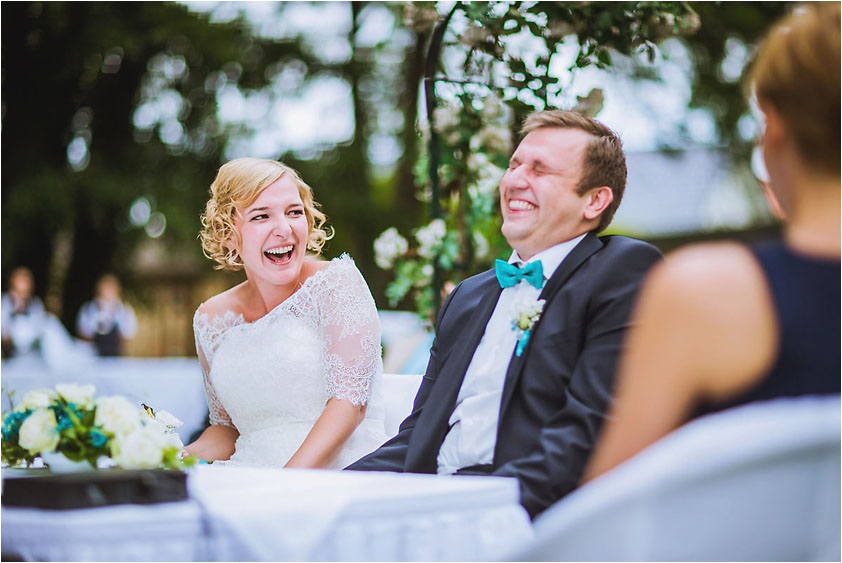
[{"left": 437, "top": 234, "right": 587, "bottom": 475}]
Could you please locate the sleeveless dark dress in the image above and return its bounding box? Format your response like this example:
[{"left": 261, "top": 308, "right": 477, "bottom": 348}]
[{"left": 695, "top": 240, "right": 841, "bottom": 418}]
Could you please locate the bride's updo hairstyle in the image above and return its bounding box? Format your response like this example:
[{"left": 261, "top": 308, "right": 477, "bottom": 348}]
[{"left": 200, "top": 158, "right": 333, "bottom": 271}]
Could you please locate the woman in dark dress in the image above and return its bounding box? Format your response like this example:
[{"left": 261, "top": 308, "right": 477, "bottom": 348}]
[{"left": 585, "top": 2, "right": 840, "bottom": 480}]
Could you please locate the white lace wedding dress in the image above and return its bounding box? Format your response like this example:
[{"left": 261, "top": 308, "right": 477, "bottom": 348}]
[{"left": 192, "top": 254, "right": 388, "bottom": 469}]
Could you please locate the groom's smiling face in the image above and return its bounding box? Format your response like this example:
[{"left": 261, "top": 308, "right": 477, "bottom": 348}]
[{"left": 500, "top": 127, "right": 593, "bottom": 260}]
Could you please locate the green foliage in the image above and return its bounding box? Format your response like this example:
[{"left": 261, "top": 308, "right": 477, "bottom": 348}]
[
  {"left": 163, "top": 446, "right": 197, "bottom": 470},
  {"left": 1, "top": 1, "right": 792, "bottom": 336},
  {"left": 375, "top": 1, "right": 701, "bottom": 323},
  {"left": 1, "top": 1, "right": 325, "bottom": 327},
  {"left": 2, "top": 2, "right": 434, "bottom": 333},
  {"left": 53, "top": 401, "right": 108, "bottom": 467},
  {"left": 683, "top": 2, "right": 792, "bottom": 153},
  {"left": 1, "top": 386, "right": 195, "bottom": 470},
  {"left": 1, "top": 410, "right": 36, "bottom": 467}
]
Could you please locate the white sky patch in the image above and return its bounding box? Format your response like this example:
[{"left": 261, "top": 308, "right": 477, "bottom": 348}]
[
  {"left": 177, "top": 2, "right": 770, "bottom": 234},
  {"left": 222, "top": 74, "right": 354, "bottom": 159}
]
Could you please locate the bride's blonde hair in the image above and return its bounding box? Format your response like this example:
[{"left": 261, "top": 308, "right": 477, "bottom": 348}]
[{"left": 200, "top": 158, "right": 333, "bottom": 271}]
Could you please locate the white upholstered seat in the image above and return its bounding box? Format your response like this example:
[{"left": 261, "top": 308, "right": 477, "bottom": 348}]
[
  {"left": 380, "top": 373, "right": 423, "bottom": 438},
  {"left": 509, "top": 395, "right": 841, "bottom": 562}
]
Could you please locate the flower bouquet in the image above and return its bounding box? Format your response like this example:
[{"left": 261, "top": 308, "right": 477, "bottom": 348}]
[{"left": 1, "top": 384, "right": 195, "bottom": 471}]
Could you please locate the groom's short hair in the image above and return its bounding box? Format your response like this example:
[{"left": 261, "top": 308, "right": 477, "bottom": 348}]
[{"left": 521, "top": 110, "right": 626, "bottom": 233}]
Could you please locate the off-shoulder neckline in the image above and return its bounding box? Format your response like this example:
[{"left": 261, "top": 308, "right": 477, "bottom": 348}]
[{"left": 194, "top": 253, "right": 355, "bottom": 329}]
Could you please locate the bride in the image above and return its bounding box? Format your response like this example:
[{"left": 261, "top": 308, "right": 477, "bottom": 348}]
[{"left": 185, "top": 158, "right": 387, "bottom": 469}]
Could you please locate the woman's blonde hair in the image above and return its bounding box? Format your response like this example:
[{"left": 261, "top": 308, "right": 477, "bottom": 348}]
[
  {"left": 199, "top": 158, "right": 333, "bottom": 270},
  {"left": 749, "top": 2, "right": 840, "bottom": 174}
]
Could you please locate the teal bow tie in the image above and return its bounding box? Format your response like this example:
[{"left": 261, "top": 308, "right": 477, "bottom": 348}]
[{"left": 495, "top": 259, "right": 544, "bottom": 289}]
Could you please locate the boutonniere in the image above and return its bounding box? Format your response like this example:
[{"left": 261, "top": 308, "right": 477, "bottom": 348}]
[{"left": 511, "top": 299, "right": 545, "bottom": 357}]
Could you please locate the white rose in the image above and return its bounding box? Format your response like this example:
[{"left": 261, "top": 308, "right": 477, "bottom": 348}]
[
  {"left": 473, "top": 232, "right": 490, "bottom": 259},
  {"left": 55, "top": 383, "right": 96, "bottom": 407},
  {"left": 480, "top": 95, "right": 504, "bottom": 120},
  {"left": 95, "top": 396, "right": 142, "bottom": 436},
  {"left": 477, "top": 164, "right": 506, "bottom": 196},
  {"left": 18, "top": 408, "right": 60, "bottom": 454},
  {"left": 523, "top": 299, "right": 545, "bottom": 318},
  {"left": 15, "top": 388, "right": 55, "bottom": 412},
  {"left": 111, "top": 425, "right": 167, "bottom": 469},
  {"left": 416, "top": 219, "right": 447, "bottom": 259},
  {"left": 470, "top": 124, "right": 512, "bottom": 155},
  {"left": 432, "top": 104, "right": 460, "bottom": 133},
  {"left": 467, "top": 152, "right": 490, "bottom": 171},
  {"left": 373, "top": 227, "right": 409, "bottom": 269},
  {"left": 414, "top": 264, "right": 435, "bottom": 288}
]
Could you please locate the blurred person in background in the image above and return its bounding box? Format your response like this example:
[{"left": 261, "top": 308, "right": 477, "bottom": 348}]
[
  {"left": 585, "top": 1, "right": 840, "bottom": 481},
  {"left": 185, "top": 158, "right": 387, "bottom": 468},
  {"left": 76, "top": 273, "right": 138, "bottom": 357},
  {"left": 1, "top": 266, "right": 47, "bottom": 358}
]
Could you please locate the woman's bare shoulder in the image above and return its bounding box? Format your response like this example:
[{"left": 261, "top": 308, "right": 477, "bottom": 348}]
[
  {"left": 306, "top": 257, "right": 332, "bottom": 274},
  {"left": 197, "top": 282, "right": 248, "bottom": 319},
  {"left": 644, "top": 241, "right": 777, "bottom": 395},
  {"left": 659, "top": 241, "right": 762, "bottom": 294}
]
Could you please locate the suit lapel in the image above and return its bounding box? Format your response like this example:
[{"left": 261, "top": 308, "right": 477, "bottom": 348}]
[
  {"left": 497, "top": 233, "right": 604, "bottom": 418},
  {"left": 408, "top": 277, "right": 502, "bottom": 471}
]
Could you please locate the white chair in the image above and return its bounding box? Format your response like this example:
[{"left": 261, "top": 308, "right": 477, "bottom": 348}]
[
  {"left": 509, "top": 395, "right": 841, "bottom": 562},
  {"left": 380, "top": 373, "right": 423, "bottom": 438}
]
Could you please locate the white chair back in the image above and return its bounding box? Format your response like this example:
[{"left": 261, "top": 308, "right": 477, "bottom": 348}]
[
  {"left": 381, "top": 373, "right": 423, "bottom": 438},
  {"left": 509, "top": 395, "right": 842, "bottom": 562}
]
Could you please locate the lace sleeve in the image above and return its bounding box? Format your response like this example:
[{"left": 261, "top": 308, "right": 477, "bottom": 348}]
[
  {"left": 317, "top": 256, "right": 383, "bottom": 406},
  {"left": 193, "top": 309, "right": 235, "bottom": 429}
]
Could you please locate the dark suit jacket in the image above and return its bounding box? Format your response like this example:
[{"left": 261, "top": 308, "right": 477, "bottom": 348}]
[{"left": 348, "top": 233, "right": 662, "bottom": 517}]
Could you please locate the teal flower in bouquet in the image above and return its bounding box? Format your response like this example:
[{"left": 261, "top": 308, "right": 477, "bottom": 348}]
[
  {"left": 1, "top": 384, "right": 195, "bottom": 471},
  {"left": 1, "top": 411, "right": 32, "bottom": 463},
  {"left": 2, "top": 411, "right": 29, "bottom": 441},
  {"left": 90, "top": 430, "right": 108, "bottom": 449}
]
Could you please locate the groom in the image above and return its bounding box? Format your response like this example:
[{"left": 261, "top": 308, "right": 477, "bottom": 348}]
[{"left": 348, "top": 109, "right": 662, "bottom": 518}]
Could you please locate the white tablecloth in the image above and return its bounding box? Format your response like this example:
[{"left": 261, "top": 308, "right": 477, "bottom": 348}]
[
  {"left": 1, "top": 356, "right": 208, "bottom": 442},
  {"left": 1, "top": 466, "right": 533, "bottom": 561}
]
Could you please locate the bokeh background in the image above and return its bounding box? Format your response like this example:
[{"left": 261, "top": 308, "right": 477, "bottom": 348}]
[{"left": 2, "top": 1, "right": 791, "bottom": 358}]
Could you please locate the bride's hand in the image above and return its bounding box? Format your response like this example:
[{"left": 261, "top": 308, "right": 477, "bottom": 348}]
[{"left": 184, "top": 424, "right": 239, "bottom": 462}]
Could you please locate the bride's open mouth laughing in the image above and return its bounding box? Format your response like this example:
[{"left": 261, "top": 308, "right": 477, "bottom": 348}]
[{"left": 264, "top": 244, "right": 294, "bottom": 265}]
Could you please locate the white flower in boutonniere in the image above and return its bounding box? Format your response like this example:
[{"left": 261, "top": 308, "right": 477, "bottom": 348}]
[{"left": 511, "top": 298, "right": 546, "bottom": 357}]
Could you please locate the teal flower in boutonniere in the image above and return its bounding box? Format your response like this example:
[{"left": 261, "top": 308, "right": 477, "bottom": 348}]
[{"left": 511, "top": 298, "right": 546, "bottom": 357}]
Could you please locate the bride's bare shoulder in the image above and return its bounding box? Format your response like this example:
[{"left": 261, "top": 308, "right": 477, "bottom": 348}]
[
  {"left": 299, "top": 257, "right": 333, "bottom": 283},
  {"left": 197, "top": 282, "right": 248, "bottom": 319},
  {"left": 306, "top": 257, "right": 332, "bottom": 274}
]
